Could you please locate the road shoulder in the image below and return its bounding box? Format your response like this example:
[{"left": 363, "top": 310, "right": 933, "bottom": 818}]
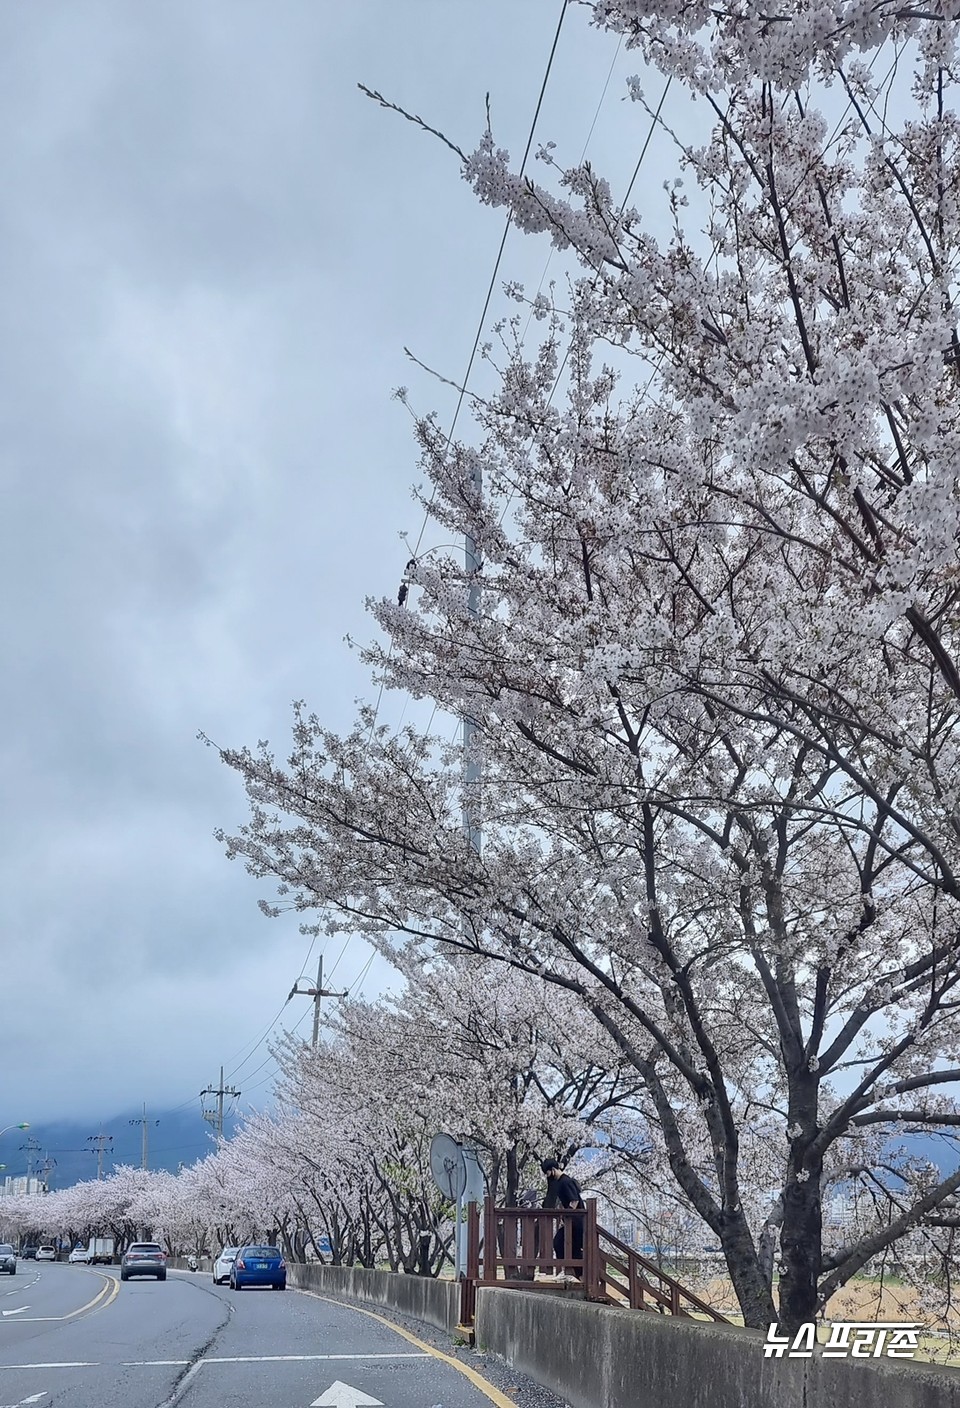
[{"left": 292, "top": 1286, "right": 567, "bottom": 1408}]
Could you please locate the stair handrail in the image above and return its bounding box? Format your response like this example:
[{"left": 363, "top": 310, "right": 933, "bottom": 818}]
[{"left": 597, "top": 1224, "right": 730, "bottom": 1323}]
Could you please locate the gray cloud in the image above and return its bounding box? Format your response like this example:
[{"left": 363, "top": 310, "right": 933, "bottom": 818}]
[{"left": 0, "top": 0, "right": 670, "bottom": 1124}]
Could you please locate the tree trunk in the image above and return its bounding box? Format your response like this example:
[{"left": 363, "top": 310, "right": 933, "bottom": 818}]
[
  {"left": 720, "top": 1209, "right": 777, "bottom": 1328},
  {"left": 777, "top": 1156, "right": 823, "bottom": 1334}
]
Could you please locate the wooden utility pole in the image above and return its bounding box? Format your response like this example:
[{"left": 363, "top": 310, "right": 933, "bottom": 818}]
[{"left": 289, "top": 956, "right": 347, "bottom": 1047}]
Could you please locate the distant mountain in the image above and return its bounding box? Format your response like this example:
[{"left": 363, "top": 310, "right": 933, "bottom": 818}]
[{"left": 4, "top": 1107, "right": 241, "bottom": 1191}]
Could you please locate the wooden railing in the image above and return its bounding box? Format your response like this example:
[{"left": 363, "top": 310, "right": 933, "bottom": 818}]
[
  {"left": 459, "top": 1197, "right": 729, "bottom": 1327},
  {"left": 595, "top": 1224, "right": 729, "bottom": 1321}
]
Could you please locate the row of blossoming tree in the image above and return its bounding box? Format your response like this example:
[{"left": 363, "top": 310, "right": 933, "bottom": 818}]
[
  {"left": 205, "top": 0, "right": 960, "bottom": 1336},
  {"left": 0, "top": 965, "right": 660, "bottom": 1269}
]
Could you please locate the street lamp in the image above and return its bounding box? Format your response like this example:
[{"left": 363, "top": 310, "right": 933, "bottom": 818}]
[{"left": 0, "top": 1124, "right": 29, "bottom": 1137}]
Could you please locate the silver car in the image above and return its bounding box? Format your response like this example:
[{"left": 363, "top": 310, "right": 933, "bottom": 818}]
[
  {"left": 120, "top": 1242, "right": 167, "bottom": 1281},
  {"left": 0, "top": 1244, "right": 15, "bottom": 1275},
  {"left": 212, "top": 1246, "right": 238, "bottom": 1285}
]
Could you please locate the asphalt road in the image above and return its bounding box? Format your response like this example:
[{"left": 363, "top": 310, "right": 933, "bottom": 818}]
[{"left": 0, "top": 1263, "right": 509, "bottom": 1408}]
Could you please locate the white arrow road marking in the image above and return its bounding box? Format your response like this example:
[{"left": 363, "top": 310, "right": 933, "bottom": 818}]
[
  {"left": 1, "top": 1308, "right": 29, "bottom": 1317},
  {"left": 312, "top": 1383, "right": 384, "bottom": 1408},
  {"left": 0, "top": 1396, "right": 48, "bottom": 1406}
]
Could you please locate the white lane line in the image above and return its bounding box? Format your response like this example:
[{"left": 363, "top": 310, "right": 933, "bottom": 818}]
[
  {"left": 0, "top": 1354, "right": 429, "bottom": 1370},
  {"left": 1, "top": 1308, "right": 29, "bottom": 1317},
  {"left": 157, "top": 1360, "right": 203, "bottom": 1408},
  {"left": 0, "top": 1363, "right": 97, "bottom": 1370},
  {"left": 204, "top": 1354, "right": 430, "bottom": 1363}
]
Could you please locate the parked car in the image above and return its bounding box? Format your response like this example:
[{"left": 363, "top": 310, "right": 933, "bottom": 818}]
[
  {"left": 212, "top": 1247, "right": 238, "bottom": 1285},
  {"left": 36, "top": 1246, "right": 56, "bottom": 1262},
  {"left": 120, "top": 1243, "right": 167, "bottom": 1282},
  {"left": 68, "top": 1246, "right": 89, "bottom": 1264},
  {"left": 19, "top": 1246, "right": 37, "bottom": 1260},
  {"left": 0, "top": 1244, "right": 16, "bottom": 1275},
  {"left": 230, "top": 1245, "right": 286, "bottom": 1291}
]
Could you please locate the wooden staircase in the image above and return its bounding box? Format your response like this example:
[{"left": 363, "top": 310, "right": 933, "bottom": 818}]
[{"left": 460, "top": 1196, "right": 730, "bottom": 1327}]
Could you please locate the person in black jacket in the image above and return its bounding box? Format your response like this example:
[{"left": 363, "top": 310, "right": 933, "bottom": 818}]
[{"left": 541, "top": 1158, "right": 585, "bottom": 1276}]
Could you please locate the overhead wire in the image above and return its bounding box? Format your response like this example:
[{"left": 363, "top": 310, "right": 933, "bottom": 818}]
[
  {"left": 393, "top": 27, "right": 623, "bottom": 752},
  {"left": 497, "top": 73, "right": 672, "bottom": 534},
  {"left": 368, "top": 0, "right": 569, "bottom": 754},
  {"left": 241, "top": 1006, "right": 313, "bottom": 1097},
  {"left": 222, "top": 927, "right": 324, "bottom": 1081}
]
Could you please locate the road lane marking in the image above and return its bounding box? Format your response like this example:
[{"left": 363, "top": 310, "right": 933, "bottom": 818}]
[
  {"left": 0, "top": 1364, "right": 96, "bottom": 1370},
  {"left": 204, "top": 1354, "right": 429, "bottom": 1363},
  {"left": 312, "top": 1384, "right": 382, "bottom": 1408},
  {"left": 1, "top": 1309, "right": 28, "bottom": 1317},
  {"left": 0, "top": 1354, "right": 428, "bottom": 1371},
  {"left": 1, "top": 1274, "right": 119, "bottom": 1324},
  {"left": 293, "top": 1290, "right": 517, "bottom": 1408},
  {"left": 157, "top": 1359, "right": 203, "bottom": 1408}
]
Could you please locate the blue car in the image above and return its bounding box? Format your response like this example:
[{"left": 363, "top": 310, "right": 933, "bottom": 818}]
[{"left": 230, "top": 1244, "right": 286, "bottom": 1291}]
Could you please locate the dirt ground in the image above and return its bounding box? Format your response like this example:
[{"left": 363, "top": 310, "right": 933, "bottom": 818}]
[{"left": 695, "top": 1274, "right": 960, "bottom": 1364}]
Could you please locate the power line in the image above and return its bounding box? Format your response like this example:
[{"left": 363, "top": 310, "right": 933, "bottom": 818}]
[
  {"left": 365, "top": 1, "right": 570, "bottom": 757},
  {"left": 223, "top": 929, "right": 324, "bottom": 1080},
  {"left": 200, "top": 1067, "right": 241, "bottom": 1141},
  {"left": 347, "top": 949, "right": 377, "bottom": 998},
  {"left": 497, "top": 76, "right": 673, "bottom": 533},
  {"left": 394, "top": 32, "right": 623, "bottom": 750},
  {"left": 289, "top": 954, "right": 347, "bottom": 1047},
  {"left": 408, "top": 0, "right": 568, "bottom": 562}
]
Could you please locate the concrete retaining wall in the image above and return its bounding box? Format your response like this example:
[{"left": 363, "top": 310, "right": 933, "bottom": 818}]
[
  {"left": 475, "top": 1288, "right": 960, "bottom": 1408},
  {"left": 286, "top": 1263, "right": 460, "bottom": 1334}
]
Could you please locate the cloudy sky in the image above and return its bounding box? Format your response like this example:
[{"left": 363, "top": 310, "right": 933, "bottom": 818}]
[{"left": 0, "top": 1, "right": 680, "bottom": 1126}]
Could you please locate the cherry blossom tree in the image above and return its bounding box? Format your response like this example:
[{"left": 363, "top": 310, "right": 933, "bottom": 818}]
[{"left": 212, "top": 0, "right": 960, "bottom": 1332}]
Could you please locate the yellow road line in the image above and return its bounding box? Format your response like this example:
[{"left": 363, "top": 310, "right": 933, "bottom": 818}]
[
  {"left": 15, "top": 1272, "right": 119, "bottom": 1323},
  {"left": 293, "top": 1288, "right": 515, "bottom": 1408},
  {"left": 64, "top": 1273, "right": 119, "bottom": 1320}
]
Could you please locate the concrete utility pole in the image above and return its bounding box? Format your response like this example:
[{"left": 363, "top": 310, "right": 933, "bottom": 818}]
[
  {"left": 289, "top": 956, "right": 347, "bottom": 1047},
  {"left": 19, "top": 1132, "right": 40, "bottom": 1177},
  {"left": 86, "top": 1131, "right": 113, "bottom": 1180},
  {"left": 200, "top": 1068, "right": 241, "bottom": 1140},
  {"left": 19, "top": 1137, "right": 41, "bottom": 1181},
  {"left": 129, "top": 1104, "right": 158, "bottom": 1170}
]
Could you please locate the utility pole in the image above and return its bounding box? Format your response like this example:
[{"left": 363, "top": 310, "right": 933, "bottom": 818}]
[
  {"left": 19, "top": 1137, "right": 41, "bottom": 1182},
  {"left": 38, "top": 1154, "right": 56, "bottom": 1192},
  {"left": 289, "top": 956, "right": 347, "bottom": 1047},
  {"left": 86, "top": 1131, "right": 113, "bottom": 1180},
  {"left": 129, "top": 1103, "right": 159, "bottom": 1170},
  {"left": 200, "top": 1067, "right": 241, "bottom": 1140}
]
